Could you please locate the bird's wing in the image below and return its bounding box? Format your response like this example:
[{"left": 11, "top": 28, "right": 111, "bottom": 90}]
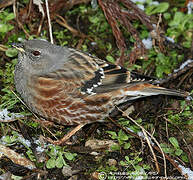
[
  {"left": 38, "top": 49, "right": 188, "bottom": 98},
  {"left": 65, "top": 49, "right": 154, "bottom": 95},
  {"left": 68, "top": 50, "right": 188, "bottom": 98}
]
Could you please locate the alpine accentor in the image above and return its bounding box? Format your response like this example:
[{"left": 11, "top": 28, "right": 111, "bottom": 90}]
[{"left": 13, "top": 40, "right": 189, "bottom": 143}]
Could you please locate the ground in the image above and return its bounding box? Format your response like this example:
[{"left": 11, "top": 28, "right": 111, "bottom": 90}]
[{"left": 0, "top": 0, "right": 193, "bottom": 179}]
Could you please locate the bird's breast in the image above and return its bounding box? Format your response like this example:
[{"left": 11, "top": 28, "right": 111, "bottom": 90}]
[{"left": 24, "top": 76, "right": 112, "bottom": 125}]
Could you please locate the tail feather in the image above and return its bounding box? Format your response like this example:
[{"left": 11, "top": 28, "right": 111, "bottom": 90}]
[
  {"left": 124, "top": 83, "right": 189, "bottom": 98},
  {"left": 141, "top": 87, "right": 189, "bottom": 98},
  {"left": 123, "top": 83, "right": 190, "bottom": 102}
]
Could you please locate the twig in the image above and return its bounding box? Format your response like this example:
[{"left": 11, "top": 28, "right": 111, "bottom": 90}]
[
  {"left": 177, "top": 70, "right": 192, "bottom": 88},
  {"left": 13, "top": 0, "right": 30, "bottom": 38},
  {"left": 11, "top": 90, "right": 34, "bottom": 115},
  {"left": 27, "top": 0, "right": 33, "bottom": 18},
  {"left": 37, "top": 15, "right": 45, "bottom": 37},
  {"left": 108, "top": 117, "right": 139, "bottom": 139},
  {"left": 45, "top": 0, "right": 53, "bottom": 44},
  {"left": 0, "top": 44, "right": 8, "bottom": 51},
  {"left": 0, "top": 0, "right": 14, "bottom": 9},
  {"left": 116, "top": 106, "right": 193, "bottom": 178},
  {"left": 191, "top": 28, "right": 193, "bottom": 57},
  {"left": 49, "top": 0, "right": 91, "bottom": 15},
  {"left": 98, "top": 0, "right": 126, "bottom": 65},
  {"left": 157, "top": 59, "right": 193, "bottom": 85},
  {"left": 155, "top": 13, "right": 163, "bottom": 52},
  {"left": 120, "top": 0, "right": 154, "bottom": 31},
  {"left": 153, "top": 145, "right": 189, "bottom": 179},
  {"left": 0, "top": 118, "right": 18, "bottom": 123},
  {"left": 98, "top": 0, "right": 155, "bottom": 65},
  {"left": 116, "top": 106, "right": 168, "bottom": 177},
  {"left": 56, "top": 15, "right": 93, "bottom": 41},
  {"left": 163, "top": 115, "right": 193, "bottom": 167},
  {"left": 142, "top": 128, "right": 160, "bottom": 173}
]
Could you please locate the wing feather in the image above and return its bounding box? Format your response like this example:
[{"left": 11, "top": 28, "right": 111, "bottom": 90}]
[
  {"left": 35, "top": 49, "right": 188, "bottom": 98},
  {"left": 36, "top": 49, "right": 156, "bottom": 95}
]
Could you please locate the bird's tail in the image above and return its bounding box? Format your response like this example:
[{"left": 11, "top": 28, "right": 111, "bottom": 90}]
[
  {"left": 141, "top": 87, "right": 189, "bottom": 98},
  {"left": 124, "top": 83, "right": 190, "bottom": 100}
]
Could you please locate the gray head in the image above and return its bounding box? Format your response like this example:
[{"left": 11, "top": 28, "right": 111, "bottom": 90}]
[{"left": 13, "top": 39, "right": 69, "bottom": 75}]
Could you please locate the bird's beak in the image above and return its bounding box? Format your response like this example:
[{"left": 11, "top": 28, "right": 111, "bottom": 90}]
[{"left": 11, "top": 43, "right": 25, "bottom": 53}]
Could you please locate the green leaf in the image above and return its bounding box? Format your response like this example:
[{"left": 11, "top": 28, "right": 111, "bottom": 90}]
[
  {"left": 56, "top": 155, "right": 65, "bottom": 168},
  {"left": 89, "top": 16, "right": 100, "bottom": 24},
  {"left": 2, "top": 135, "right": 16, "bottom": 144},
  {"left": 23, "top": 0, "right": 30, "bottom": 4},
  {"left": 118, "top": 130, "right": 128, "bottom": 141},
  {"left": 145, "top": 5, "right": 156, "bottom": 15},
  {"left": 146, "top": 3, "right": 169, "bottom": 15},
  {"left": 110, "top": 144, "right": 120, "bottom": 151},
  {"left": 156, "top": 66, "right": 164, "bottom": 78},
  {"left": 26, "top": 149, "right": 36, "bottom": 162},
  {"left": 6, "top": 48, "right": 18, "bottom": 57},
  {"left": 169, "top": 12, "right": 184, "bottom": 27},
  {"left": 156, "top": 53, "right": 166, "bottom": 64},
  {"left": 181, "top": 153, "right": 189, "bottom": 163},
  {"left": 106, "top": 55, "right": 115, "bottom": 63},
  {"left": 46, "top": 158, "right": 56, "bottom": 169},
  {"left": 120, "top": 160, "right": 128, "bottom": 166},
  {"left": 106, "top": 131, "right": 117, "bottom": 139},
  {"left": 64, "top": 152, "right": 76, "bottom": 161},
  {"left": 135, "top": 165, "right": 143, "bottom": 171},
  {"left": 186, "top": 120, "right": 193, "bottom": 125},
  {"left": 163, "top": 12, "right": 171, "bottom": 20},
  {"left": 160, "top": 143, "right": 173, "bottom": 154},
  {"left": 82, "top": 44, "right": 87, "bottom": 51},
  {"left": 162, "top": 147, "right": 173, "bottom": 154},
  {"left": 0, "top": 24, "right": 8, "bottom": 33},
  {"left": 183, "top": 41, "right": 191, "bottom": 48},
  {"left": 0, "top": 23, "right": 14, "bottom": 33},
  {"left": 180, "top": 14, "right": 193, "bottom": 31},
  {"left": 175, "top": 149, "right": 183, "bottom": 156},
  {"left": 124, "top": 142, "right": 131, "bottom": 149},
  {"left": 169, "top": 137, "right": 179, "bottom": 149},
  {"left": 5, "top": 13, "right": 15, "bottom": 21},
  {"left": 125, "top": 156, "right": 130, "bottom": 162},
  {"left": 155, "top": 2, "right": 169, "bottom": 13}
]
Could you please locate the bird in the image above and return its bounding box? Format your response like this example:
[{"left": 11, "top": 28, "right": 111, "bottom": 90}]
[{"left": 12, "top": 39, "right": 189, "bottom": 144}]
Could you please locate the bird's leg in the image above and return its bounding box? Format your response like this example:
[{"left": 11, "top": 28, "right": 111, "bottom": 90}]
[{"left": 46, "top": 124, "right": 85, "bottom": 145}]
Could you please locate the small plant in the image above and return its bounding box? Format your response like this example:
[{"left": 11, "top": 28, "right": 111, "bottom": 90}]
[
  {"left": 46, "top": 145, "right": 77, "bottom": 169},
  {"left": 141, "top": 49, "right": 183, "bottom": 78},
  {"left": 53, "top": 29, "right": 69, "bottom": 46},
  {"left": 167, "top": 11, "right": 193, "bottom": 48},
  {"left": 0, "top": 10, "right": 15, "bottom": 40},
  {"left": 120, "top": 155, "right": 150, "bottom": 179},
  {"left": 0, "top": 59, "right": 21, "bottom": 110},
  {"left": 1, "top": 131, "right": 36, "bottom": 161},
  {"left": 146, "top": 2, "right": 169, "bottom": 15},
  {"left": 97, "top": 165, "right": 118, "bottom": 176},
  {"left": 106, "top": 129, "right": 131, "bottom": 151},
  {"left": 160, "top": 137, "right": 189, "bottom": 162},
  {"left": 167, "top": 99, "right": 193, "bottom": 125}
]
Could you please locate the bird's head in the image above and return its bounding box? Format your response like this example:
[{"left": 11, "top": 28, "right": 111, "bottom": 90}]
[{"left": 12, "top": 39, "right": 69, "bottom": 75}]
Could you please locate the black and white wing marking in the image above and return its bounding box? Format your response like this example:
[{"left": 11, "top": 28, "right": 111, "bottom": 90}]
[
  {"left": 81, "top": 67, "right": 105, "bottom": 95},
  {"left": 80, "top": 59, "right": 155, "bottom": 95},
  {"left": 66, "top": 49, "right": 155, "bottom": 95}
]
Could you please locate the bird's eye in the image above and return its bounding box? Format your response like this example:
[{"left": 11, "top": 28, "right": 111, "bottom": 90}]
[{"left": 32, "top": 50, "right": 41, "bottom": 56}]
